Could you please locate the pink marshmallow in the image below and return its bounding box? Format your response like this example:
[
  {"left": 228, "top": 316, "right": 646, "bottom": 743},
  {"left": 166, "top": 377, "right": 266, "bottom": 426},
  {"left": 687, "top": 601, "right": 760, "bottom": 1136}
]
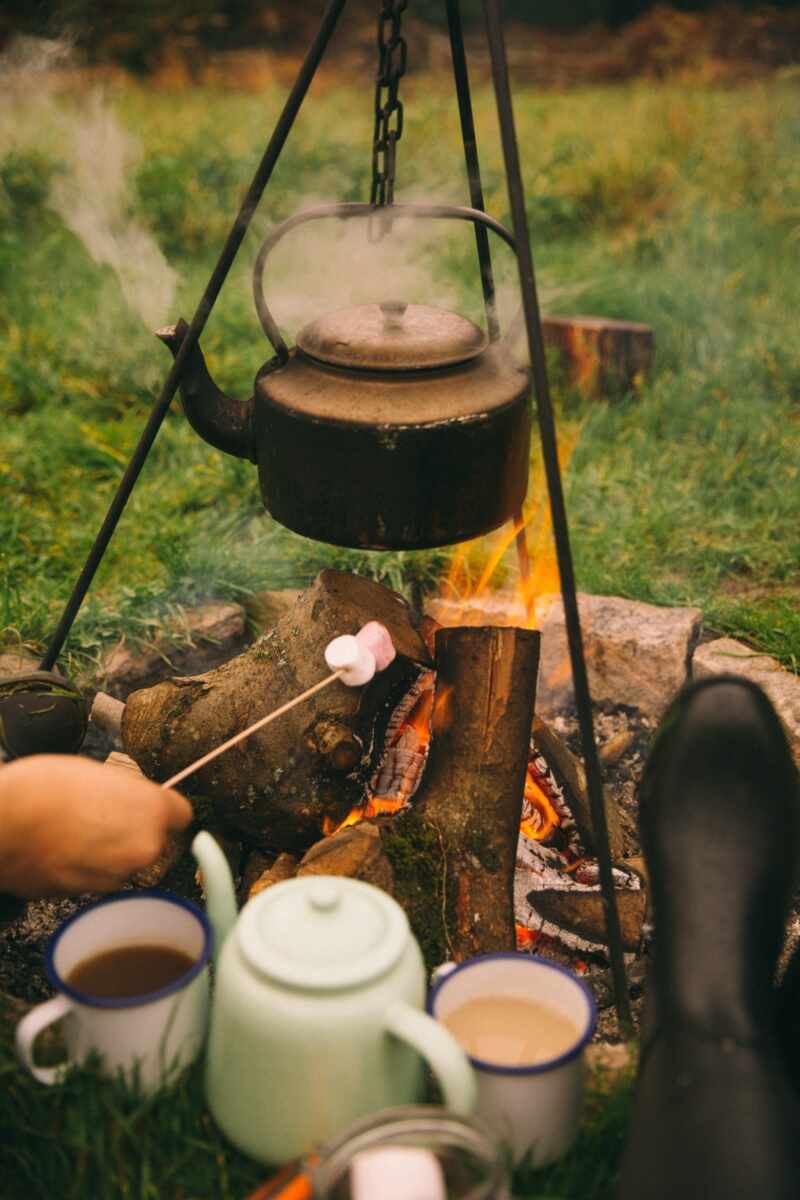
[{"left": 355, "top": 621, "right": 396, "bottom": 672}]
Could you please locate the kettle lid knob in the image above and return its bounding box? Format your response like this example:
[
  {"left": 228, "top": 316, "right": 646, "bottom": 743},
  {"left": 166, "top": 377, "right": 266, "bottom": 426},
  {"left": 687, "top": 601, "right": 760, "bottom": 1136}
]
[{"left": 380, "top": 299, "right": 408, "bottom": 330}]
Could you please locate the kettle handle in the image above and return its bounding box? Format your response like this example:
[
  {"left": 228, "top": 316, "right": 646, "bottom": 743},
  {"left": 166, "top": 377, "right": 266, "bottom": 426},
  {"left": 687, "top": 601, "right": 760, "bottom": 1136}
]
[
  {"left": 383, "top": 1000, "right": 477, "bottom": 1116},
  {"left": 252, "top": 201, "right": 519, "bottom": 362}
]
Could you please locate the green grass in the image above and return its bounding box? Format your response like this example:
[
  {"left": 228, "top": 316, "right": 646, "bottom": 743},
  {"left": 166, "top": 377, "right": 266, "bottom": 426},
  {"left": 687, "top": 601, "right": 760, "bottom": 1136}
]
[
  {"left": 1, "top": 73, "right": 799, "bottom": 677},
  {"left": 0, "top": 999, "right": 632, "bottom": 1199}
]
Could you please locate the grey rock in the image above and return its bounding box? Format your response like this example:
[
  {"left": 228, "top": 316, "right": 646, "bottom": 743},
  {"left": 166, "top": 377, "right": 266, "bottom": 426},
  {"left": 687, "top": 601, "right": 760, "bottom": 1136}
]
[
  {"left": 692, "top": 637, "right": 800, "bottom": 762},
  {"left": 537, "top": 593, "right": 703, "bottom": 722}
]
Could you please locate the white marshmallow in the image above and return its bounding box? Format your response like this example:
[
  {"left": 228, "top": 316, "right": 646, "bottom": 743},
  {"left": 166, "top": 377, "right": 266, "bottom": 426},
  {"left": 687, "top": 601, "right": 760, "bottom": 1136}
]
[
  {"left": 350, "top": 1146, "right": 446, "bottom": 1200},
  {"left": 324, "top": 635, "right": 376, "bottom": 686}
]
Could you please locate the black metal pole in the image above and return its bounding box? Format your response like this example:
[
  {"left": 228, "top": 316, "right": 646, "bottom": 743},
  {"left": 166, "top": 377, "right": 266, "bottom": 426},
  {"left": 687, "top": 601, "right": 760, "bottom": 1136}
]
[
  {"left": 482, "top": 0, "right": 632, "bottom": 1034},
  {"left": 446, "top": 0, "right": 499, "bottom": 341},
  {"left": 447, "top": 0, "right": 533, "bottom": 608},
  {"left": 39, "top": 0, "right": 348, "bottom": 672}
]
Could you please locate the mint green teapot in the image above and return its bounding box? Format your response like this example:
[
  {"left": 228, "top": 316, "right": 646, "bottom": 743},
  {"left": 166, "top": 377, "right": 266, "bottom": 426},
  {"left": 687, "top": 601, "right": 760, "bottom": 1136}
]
[{"left": 192, "top": 832, "right": 476, "bottom": 1165}]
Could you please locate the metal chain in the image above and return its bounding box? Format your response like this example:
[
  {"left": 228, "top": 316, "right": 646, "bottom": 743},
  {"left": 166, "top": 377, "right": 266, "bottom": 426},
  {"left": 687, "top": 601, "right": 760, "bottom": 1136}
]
[{"left": 370, "top": 0, "right": 408, "bottom": 211}]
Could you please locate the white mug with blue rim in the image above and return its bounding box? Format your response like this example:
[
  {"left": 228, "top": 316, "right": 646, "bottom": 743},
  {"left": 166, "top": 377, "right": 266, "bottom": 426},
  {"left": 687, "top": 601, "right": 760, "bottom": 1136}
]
[
  {"left": 15, "top": 890, "right": 212, "bottom": 1093},
  {"left": 429, "top": 953, "right": 596, "bottom": 1167}
]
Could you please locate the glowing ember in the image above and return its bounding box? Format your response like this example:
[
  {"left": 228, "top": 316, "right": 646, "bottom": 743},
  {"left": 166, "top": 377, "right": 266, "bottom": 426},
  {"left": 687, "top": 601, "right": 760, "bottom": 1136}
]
[
  {"left": 324, "top": 677, "right": 563, "bottom": 847},
  {"left": 514, "top": 924, "right": 540, "bottom": 950},
  {"left": 321, "top": 439, "right": 584, "bottom": 851}
]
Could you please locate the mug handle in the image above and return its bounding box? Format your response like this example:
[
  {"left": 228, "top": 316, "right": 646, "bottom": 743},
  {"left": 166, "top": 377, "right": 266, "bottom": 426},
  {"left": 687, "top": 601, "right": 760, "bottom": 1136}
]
[
  {"left": 384, "top": 1001, "right": 477, "bottom": 1116},
  {"left": 15, "top": 994, "right": 74, "bottom": 1085}
]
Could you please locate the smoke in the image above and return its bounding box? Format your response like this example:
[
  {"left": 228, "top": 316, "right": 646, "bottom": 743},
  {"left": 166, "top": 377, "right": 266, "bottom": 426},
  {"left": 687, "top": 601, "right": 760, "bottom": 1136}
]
[
  {"left": 255, "top": 198, "right": 469, "bottom": 335},
  {"left": 250, "top": 188, "right": 584, "bottom": 371},
  {"left": 0, "top": 36, "right": 176, "bottom": 329}
]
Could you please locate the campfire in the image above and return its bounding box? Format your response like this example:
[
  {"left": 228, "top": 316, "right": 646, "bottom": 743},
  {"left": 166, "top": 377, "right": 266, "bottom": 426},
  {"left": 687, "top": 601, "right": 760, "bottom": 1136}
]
[{"left": 93, "top": 548, "right": 645, "bottom": 977}]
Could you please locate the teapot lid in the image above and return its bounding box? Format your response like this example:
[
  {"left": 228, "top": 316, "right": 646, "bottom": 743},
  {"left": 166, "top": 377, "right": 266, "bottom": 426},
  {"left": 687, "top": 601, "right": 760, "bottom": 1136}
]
[
  {"left": 237, "top": 875, "right": 410, "bottom": 990},
  {"left": 296, "top": 301, "right": 488, "bottom": 372}
]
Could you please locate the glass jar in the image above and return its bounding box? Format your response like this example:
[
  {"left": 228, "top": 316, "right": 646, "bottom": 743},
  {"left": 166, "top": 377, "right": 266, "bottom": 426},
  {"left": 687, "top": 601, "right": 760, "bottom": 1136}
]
[{"left": 310, "top": 1106, "right": 510, "bottom": 1200}]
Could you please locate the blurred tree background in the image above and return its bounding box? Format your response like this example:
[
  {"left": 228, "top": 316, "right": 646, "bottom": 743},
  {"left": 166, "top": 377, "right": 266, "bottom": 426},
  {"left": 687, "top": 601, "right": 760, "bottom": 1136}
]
[{"left": 1, "top": 0, "right": 799, "bottom": 75}]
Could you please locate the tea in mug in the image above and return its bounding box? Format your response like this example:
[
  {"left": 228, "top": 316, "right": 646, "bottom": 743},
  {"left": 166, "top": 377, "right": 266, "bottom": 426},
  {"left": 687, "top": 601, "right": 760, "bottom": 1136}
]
[
  {"left": 66, "top": 943, "right": 196, "bottom": 999},
  {"left": 441, "top": 994, "right": 579, "bottom": 1066}
]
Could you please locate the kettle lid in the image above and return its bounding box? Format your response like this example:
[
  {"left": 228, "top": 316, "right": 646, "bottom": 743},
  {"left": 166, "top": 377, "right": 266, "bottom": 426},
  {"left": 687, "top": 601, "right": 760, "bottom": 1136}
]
[
  {"left": 296, "top": 301, "right": 488, "bottom": 371},
  {"left": 236, "top": 875, "right": 410, "bottom": 990}
]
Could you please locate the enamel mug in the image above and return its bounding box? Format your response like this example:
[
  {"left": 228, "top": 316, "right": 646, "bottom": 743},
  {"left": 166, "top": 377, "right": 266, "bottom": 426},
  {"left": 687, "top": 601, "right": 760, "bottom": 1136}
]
[
  {"left": 429, "top": 953, "right": 596, "bottom": 1167},
  {"left": 15, "top": 890, "right": 211, "bottom": 1093}
]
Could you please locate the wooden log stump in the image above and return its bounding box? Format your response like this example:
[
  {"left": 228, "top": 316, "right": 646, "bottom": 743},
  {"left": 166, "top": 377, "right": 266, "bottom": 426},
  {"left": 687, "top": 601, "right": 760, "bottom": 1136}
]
[{"left": 541, "top": 314, "right": 654, "bottom": 398}]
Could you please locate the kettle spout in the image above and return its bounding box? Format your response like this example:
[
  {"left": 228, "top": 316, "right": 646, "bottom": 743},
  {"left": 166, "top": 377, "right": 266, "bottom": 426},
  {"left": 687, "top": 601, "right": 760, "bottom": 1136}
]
[
  {"left": 157, "top": 318, "right": 256, "bottom": 462},
  {"left": 192, "top": 831, "right": 239, "bottom": 962}
]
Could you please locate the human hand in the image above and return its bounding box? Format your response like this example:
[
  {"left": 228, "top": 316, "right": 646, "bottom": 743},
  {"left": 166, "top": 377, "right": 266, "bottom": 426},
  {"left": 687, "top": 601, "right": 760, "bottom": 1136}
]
[{"left": 0, "top": 754, "right": 192, "bottom": 898}]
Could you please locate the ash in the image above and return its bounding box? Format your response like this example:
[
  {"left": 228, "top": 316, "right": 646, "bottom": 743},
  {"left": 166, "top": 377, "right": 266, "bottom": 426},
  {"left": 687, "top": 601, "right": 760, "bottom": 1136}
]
[
  {"left": 546, "top": 702, "right": 658, "bottom": 860},
  {"left": 517, "top": 704, "right": 652, "bottom": 1033}
]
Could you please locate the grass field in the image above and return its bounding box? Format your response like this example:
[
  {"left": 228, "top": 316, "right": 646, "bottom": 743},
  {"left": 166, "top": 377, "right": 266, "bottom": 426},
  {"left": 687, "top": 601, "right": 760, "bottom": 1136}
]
[
  {"left": 1, "top": 69, "right": 799, "bottom": 680},
  {"left": 0, "top": 1000, "right": 632, "bottom": 1199},
  {"left": 3, "top": 59, "right": 798, "bottom": 1197}
]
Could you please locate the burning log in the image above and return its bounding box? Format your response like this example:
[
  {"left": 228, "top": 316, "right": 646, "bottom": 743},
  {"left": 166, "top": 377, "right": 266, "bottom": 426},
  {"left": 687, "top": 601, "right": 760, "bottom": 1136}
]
[
  {"left": 385, "top": 626, "right": 540, "bottom": 965},
  {"left": 528, "top": 888, "right": 646, "bottom": 952},
  {"left": 299, "top": 821, "right": 394, "bottom": 894},
  {"left": 289, "top": 626, "right": 540, "bottom": 968},
  {"left": 121, "top": 571, "right": 430, "bottom": 851},
  {"left": 532, "top": 715, "right": 623, "bottom": 859},
  {"left": 246, "top": 852, "right": 299, "bottom": 899}
]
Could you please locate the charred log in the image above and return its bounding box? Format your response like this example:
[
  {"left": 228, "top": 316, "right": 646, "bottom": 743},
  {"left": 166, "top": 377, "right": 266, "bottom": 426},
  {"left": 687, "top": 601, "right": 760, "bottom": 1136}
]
[
  {"left": 532, "top": 714, "right": 623, "bottom": 859},
  {"left": 291, "top": 626, "right": 540, "bottom": 969},
  {"left": 121, "top": 570, "right": 430, "bottom": 851},
  {"left": 528, "top": 888, "right": 646, "bottom": 952}
]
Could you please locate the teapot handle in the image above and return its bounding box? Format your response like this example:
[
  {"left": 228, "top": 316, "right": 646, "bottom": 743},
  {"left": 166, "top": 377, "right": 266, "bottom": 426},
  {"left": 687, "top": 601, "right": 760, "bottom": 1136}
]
[
  {"left": 383, "top": 1000, "right": 477, "bottom": 1116},
  {"left": 252, "top": 201, "right": 520, "bottom": 362}
]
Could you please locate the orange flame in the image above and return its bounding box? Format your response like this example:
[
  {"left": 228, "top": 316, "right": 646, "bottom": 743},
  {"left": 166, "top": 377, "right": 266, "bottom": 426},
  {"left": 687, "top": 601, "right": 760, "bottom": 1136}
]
[
  {"left": 322, "top": 428, "right": 583, "bottom": 846},
  {"left": 322, "top": 793, "right": 409, "bottom": 837},
  {"left": 520, "top": 767, "right": 561, "bottom": 842},
  {"left": 439, "top": 427, "right": 580, "bottom": 633}
]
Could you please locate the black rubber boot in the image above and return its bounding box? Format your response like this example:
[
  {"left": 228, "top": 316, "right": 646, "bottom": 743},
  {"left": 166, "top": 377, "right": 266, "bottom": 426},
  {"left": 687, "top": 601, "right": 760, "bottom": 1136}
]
[
  {"left": 777, "top": 920, "right": 800, "bottom": 1097},
  {"left": 616, "top": 674, "right": 800, "bottom": 1200}
]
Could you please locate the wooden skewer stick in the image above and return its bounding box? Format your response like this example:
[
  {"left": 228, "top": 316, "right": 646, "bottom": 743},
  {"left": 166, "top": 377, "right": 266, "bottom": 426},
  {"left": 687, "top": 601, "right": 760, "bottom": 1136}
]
[{"left": 161, "top": 671, "right": 343, "bottom": 791}]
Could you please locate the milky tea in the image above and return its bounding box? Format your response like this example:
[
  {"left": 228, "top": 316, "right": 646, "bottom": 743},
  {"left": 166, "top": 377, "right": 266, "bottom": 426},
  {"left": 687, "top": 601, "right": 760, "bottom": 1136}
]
[{"left": 441, "top": 994, "right": 579, "bottom": 1066}]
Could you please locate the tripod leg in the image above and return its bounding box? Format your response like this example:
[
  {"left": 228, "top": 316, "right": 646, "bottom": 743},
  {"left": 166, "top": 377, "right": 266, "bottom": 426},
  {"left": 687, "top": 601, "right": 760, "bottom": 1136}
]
[
  {"left": 481, "top": 0, "right": 632, "bottom": 1034},
  {"left": 446, "top": 0, "right": 499, "bottom": 340},
  {"left": 39, "top": 0, "right": 349, "bottom": 673}
]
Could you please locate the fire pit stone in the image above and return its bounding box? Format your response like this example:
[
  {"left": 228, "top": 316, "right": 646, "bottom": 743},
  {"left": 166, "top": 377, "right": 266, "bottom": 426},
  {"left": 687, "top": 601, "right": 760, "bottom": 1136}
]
[
  {"left": 693, "top": 637, "right": 800, "bottom": 762},
  {"left": 429, "top": 590, "right": 703, "bottom": 723},
  {"left": 536, "top": 592, "right": 703, "bottom": 721}
]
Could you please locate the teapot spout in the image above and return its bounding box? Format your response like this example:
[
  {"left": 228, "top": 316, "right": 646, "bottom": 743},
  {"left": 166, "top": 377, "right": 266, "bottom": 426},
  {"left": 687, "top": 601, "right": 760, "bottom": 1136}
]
[
  {"left": 157, "top": 318, "right": 256, "bottom": 463},
  {"left": 192, "top": 832, "right": 239, "bottom": 962}
]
